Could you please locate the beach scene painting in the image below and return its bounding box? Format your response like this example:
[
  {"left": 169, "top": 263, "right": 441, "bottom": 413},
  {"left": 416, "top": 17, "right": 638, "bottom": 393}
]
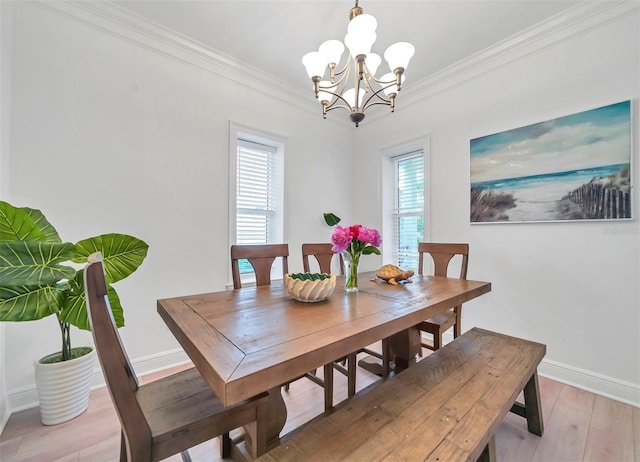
[{"left": 470, "top": 100, "right": 632, "bottom": 223}]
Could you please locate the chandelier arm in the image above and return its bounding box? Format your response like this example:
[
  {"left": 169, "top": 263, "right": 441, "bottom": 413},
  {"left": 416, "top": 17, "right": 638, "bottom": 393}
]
[
  {"left": 333, "top": 61, "right": 351, "bottom": 79},
  {"left": 324, "top": 91, "right": 357, "bottom": 112},
  {"left": 319, "top": 70, "right": 350, "bottom": 91},
  {"left": 363, "top": 100, "right": 394, "bottom": 109},
  {"left": 367, "top": 75, "right": 396, "bottom": 85},
  {"left": 361, "top": 87, "right": 392, "bottom": 110},
  {"left": 325, "top": 102, "right": 353, "bottom": 113},
  {"left": 325, "top": 59, "right": 352, "bottom": 86},
  {"left": 367, "top": 69, "right": 404, "bottom": 93},
  {"left": 361, "top": 60, "right": 382, "bottom": 89}
]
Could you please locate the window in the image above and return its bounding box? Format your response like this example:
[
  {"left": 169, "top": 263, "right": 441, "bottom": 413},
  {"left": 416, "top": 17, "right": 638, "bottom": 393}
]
[
  {"left": 393, "top": 151, "right": 424, "bottom": 269},
  {"left": 382, "top": 144, "right": 427, "bottom": 271},
  {"left": 229, "top": 124, "right": 285, "bottom": 282}
]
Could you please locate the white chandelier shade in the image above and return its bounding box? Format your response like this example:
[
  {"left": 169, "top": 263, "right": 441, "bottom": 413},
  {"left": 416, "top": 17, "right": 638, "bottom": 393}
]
[
  {"left": 302, "top": 1, "right": 415, "bottom": 127},
  {"left": 384, "top": 42, "right": 416, "bottom": 71},
  {"left": 318, "top": 40, "right": 345, "bottom": 66},
  {"left": 348, "top": 13, "right": 377, "bottom": 34},
  {"left": 343, "top": 86, "right": 366, "bottom": 109}
]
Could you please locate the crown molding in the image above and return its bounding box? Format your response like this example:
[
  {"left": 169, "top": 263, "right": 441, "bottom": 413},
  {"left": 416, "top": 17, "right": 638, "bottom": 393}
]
[
  {"left": 411, "top": 0, "right": 637, "bottom": 99},
  {"left": 29, "top": 0, "right": 638, "bottom": 124}
]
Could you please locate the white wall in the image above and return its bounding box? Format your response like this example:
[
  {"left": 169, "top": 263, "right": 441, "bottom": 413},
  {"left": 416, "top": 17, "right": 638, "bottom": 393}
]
[
  {"left": 2, "top": 1, "right": 638, "bottom": 415},
  {"left": 2, "top": 2, "right": 354, "bottom": 411},
  {"left": 356, "top": 4, "right": 640, "bottom": 404}
]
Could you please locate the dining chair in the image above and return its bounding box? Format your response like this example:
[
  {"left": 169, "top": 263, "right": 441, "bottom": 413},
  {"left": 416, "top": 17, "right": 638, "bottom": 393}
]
[
  {"left": 301, "top": 243, "right": 391, "bottom": 395},
  {"left": 231, "top": 244, "right": 336, "bottom": 411},
  {"left": 84, "top": 252, "right": 268, "bottom": 461},
  {"left": 302, "top": 242, "right": 345, "bottom": 275},
  {"left": 231, "top": 243, "right": 290, "bottom": 288},
  {"left": 301, "top": 243, "right": 360, "bottom": 397},
  {"left": 416, "top": 242, "right": 469, "bottom": 351}
]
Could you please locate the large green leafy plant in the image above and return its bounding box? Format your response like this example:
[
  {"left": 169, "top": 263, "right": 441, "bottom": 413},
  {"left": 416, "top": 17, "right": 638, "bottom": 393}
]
[{"left": 0, "top": 200, "right": 149, "bottom": 362}]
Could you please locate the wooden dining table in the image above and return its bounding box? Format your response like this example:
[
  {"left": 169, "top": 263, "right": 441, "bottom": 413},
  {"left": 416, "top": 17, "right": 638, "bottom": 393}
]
[{"left": 157, "top": 271, "right": 491, "bottom": 451}]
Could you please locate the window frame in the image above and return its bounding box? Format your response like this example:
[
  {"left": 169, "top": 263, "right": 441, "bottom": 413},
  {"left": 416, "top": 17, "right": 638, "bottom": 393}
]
[
  {"left": 381, "top": 136, "right": 431, "bottom": 271},
  {"left": 228, "top": 122, "right": 286, "bottom": 285}
]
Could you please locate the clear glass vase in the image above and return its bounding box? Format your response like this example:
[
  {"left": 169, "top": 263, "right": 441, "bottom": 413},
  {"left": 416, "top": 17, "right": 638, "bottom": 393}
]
[{"left": 343, "top": 252, "right": 360, "bottom": 292}]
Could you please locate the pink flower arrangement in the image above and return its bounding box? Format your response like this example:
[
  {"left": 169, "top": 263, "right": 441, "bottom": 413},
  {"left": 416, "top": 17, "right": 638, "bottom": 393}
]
[
  {"left": 331, "top": 224, "right": 381, "bottom": 257},
  {"left": 324, "top": 213, "right": 381, "bottom": 292}
]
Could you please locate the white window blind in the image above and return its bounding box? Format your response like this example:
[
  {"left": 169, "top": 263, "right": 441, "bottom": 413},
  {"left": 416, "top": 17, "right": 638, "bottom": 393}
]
[
  {"left": 236, "top": 139, "right": 278, "bottom": 245},
  {"left": 229, "top": 134, "right": 284, "bottom": 284},
  {"left": 393, "top": 151, "right": 424, "bottom": 270}
]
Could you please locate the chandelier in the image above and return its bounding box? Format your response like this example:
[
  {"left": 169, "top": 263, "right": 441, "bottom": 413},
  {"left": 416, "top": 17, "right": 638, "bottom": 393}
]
[{"left": 302, "top": 1, "right": 415, "bottom": 127}]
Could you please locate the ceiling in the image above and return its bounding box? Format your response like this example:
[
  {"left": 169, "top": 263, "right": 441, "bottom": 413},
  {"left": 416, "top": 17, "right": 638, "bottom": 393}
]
[{"left": 112, "top": 0, "right": 582, "bottom": 94}]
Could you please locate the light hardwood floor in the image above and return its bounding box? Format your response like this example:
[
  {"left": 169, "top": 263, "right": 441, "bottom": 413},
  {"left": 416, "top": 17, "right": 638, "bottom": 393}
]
[{"left": 1, "top": 344, "right": 639, "bottom": 462}]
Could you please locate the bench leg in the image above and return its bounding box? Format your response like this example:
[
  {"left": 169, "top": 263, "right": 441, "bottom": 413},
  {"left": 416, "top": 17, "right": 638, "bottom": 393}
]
[
  {"left": 523, "top": 371, "right": 544, "bottom": 436},
  {"left": 510, "top": 370, "right": 544, "bottom": 436},
  {"left": 477, "top": 435, "right": 496, "bottom": 462}
]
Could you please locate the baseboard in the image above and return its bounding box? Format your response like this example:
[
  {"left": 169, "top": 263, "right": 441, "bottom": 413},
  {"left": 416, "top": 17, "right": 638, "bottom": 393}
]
[
  {"left": 438, "top": 331, "right": 639, "bottom": 407},
  {"left": 0, "top": 394, "right": 9, "bottom": 434},
  {"left": 538, "top": 358, "right": 640, "bottom": 408},
  {"left": 7, "top": 348, "right": 191, "bottom": 414},
  {"left": 7, "top": 344, "right": 639, "bottom": 417}
]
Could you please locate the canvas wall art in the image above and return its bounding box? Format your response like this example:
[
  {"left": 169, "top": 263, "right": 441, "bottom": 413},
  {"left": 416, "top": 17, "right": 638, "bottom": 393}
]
[{"left": 470, "top": 100, "right": 632, "bottom": 223}]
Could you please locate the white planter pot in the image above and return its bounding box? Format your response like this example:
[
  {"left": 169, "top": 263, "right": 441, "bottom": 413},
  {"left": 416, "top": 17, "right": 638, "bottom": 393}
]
[{"left": 35, "top": 347, "right": 96, "bottom": 425}]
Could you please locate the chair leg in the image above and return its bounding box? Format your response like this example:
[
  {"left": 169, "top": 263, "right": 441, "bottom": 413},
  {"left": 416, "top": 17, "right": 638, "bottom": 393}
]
[
  {"left": 323, "top": 363, "right": 334, "bottom": 411},
  {"left": 180, "top": 450, "right": 193, "bottom": 462},
  {"left": 347, "top": 352, "right": 357, "bottom": 397},
  {"left": 219, "top": 432, "right": 231, "bottom": 458},
  {"left": 433, "top": 330, "right": 442, "bottom": 350},
  {"left": 381, "top": 338, "right": 391, "bottom": 376},
  {"left": 454, "top": 307, "right": 462, "bottom": 338},
  {"left": 119, "top": 431, "right": 127, "bottom": 462}
]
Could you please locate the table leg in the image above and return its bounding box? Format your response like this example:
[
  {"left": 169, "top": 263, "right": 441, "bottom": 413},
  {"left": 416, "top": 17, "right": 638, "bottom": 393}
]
[
  {"left": 265, "top": 386, "right": 287, "bottom": 448},
  {"left": 389, "top": 326, "right": 421, "bottom": 372},
  {"left": 238, "top": 386, "right": 287, "bottom": 460},
  {"left": 357, "top": 327, "right": 422, "bottom": 376}
]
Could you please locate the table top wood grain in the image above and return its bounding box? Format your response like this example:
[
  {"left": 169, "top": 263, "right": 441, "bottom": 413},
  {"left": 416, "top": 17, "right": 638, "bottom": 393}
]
[{"left": 157, "top": 272, "right": 491, "bottom": 407}]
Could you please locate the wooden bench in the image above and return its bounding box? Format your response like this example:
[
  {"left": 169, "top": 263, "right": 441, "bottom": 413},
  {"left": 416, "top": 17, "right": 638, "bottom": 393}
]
[{"left": 257, "top": 327, "right": 546, "bottom": 462}]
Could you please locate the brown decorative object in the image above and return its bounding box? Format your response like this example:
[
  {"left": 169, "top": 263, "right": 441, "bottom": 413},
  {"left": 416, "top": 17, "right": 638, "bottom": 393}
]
[
  {"left": 416, "top": 242, "right": 469, "bottom": 351},
  {"left": 371, "top": 264, "right": 415, "bottom": 285},
  {"left": 84, "top": 253, "right": 269, "bottom": 461}
]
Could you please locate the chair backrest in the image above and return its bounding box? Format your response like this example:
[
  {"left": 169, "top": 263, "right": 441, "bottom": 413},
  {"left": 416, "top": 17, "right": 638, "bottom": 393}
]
[
  {"left": 302, "top": 243, "right": 344, "bottom": 275},
  {"left": 418, "top": 243, "right": 469, "bottom": 279},
  {"left": 84, "top": 253, "right": 151, "bottom": 457},
  {"left": 231, "top": 244, "right": 289, "bottom": 289}
]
